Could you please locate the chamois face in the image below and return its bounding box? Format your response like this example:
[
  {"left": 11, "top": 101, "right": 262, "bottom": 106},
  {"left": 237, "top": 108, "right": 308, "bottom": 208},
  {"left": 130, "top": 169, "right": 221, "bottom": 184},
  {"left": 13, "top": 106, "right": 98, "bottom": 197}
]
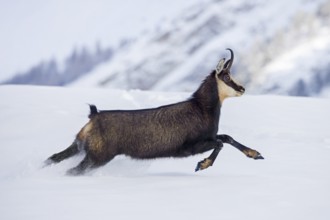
[{"left": 215, "top": 49, "right": 245, "bottom": 103}]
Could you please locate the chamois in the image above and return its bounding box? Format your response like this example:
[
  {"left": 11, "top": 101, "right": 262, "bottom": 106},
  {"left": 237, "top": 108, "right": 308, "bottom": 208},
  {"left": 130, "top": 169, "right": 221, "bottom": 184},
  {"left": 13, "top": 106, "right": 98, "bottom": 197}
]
[{"left": 46, "top": 49, "right": 264, "bottom": 175}]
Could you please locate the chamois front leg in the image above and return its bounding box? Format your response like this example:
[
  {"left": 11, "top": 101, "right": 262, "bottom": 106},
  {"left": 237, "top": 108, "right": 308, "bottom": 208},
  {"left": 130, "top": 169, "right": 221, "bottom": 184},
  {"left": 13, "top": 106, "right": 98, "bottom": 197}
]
[
  {"left": 216, "top": 135, "right": 264, "bottom": 160},
  {"left": 194, "top": 140, "right": 223, "bottom": 172}
]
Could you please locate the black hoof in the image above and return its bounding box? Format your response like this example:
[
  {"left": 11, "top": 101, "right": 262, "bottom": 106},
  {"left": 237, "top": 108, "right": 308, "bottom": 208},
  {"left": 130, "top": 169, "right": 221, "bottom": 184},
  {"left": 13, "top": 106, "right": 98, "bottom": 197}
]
[
  {"left": 42, "top": 159, "right": 54, "bottom": 168},
  {"left": 66, "top": 168, "right": 84, "bottom": 176},
  {"left": 254, "top": 154, "right": 264, "bottom": 160},
  {"left": 195, "top": 162, "right": 202, "bottom": 172}
]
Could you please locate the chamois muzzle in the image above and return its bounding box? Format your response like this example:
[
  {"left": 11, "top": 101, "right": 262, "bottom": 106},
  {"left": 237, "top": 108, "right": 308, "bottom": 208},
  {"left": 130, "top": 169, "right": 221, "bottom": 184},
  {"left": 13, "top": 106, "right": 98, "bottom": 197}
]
[{"left": 239, "top": 86, "right": 245, "bottom": 94}]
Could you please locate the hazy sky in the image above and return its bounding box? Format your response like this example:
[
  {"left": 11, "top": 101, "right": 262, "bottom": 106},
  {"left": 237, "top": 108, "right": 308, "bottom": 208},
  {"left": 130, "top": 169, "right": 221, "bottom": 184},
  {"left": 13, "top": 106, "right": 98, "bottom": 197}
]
[{"left": 0, "top": 0, "right": 204, "bottom": 81}]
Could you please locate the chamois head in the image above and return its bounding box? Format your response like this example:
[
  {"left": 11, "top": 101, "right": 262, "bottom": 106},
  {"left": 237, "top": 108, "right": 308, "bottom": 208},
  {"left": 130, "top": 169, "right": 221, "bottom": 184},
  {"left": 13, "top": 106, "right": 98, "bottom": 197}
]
[{"left": 216, "top": 49, "right": 245, "bottom": 103}]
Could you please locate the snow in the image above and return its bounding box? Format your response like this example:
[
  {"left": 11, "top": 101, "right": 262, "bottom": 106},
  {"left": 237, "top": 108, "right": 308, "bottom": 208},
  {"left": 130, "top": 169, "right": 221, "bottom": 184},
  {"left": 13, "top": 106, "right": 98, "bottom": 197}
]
[
  {"left": 253, "top": 27, "right": 330, "bottom": 95},
  {"left": 320, "top": 86, "right": 330, "bottom": 97},
  {"left": 1, "top": 85, "right": 330, "bottom": 220},
  {"left": 68, "top": 0, "right": 330, "bottom": 97},
  {"left": 0, "top": 0, "right": 204, "bottom": 81},
  {"left": 3, "top": 0, "right": 330, "bottom": 97}
]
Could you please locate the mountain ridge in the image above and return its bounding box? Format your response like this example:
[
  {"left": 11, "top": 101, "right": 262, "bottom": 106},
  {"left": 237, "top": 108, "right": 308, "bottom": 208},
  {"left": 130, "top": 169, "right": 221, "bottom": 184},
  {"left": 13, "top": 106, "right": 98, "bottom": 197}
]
[{"left": 3, "top": 0, "right": 330, "bottom": 97}]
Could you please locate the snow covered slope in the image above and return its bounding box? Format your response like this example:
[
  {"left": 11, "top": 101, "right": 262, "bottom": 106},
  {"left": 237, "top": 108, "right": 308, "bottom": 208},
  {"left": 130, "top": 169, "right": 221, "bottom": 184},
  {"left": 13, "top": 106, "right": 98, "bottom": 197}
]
[
  {"left": 0, "top": 0, "right": 202, "bottom": 82},
  {"left": 4, "top": 0, "right": 330, "bottom": 97},
  {"left": 71, "top": 0, "right": 330, "bottom": 97},
  {"left": 1, "top": 85, "right": 330, "bottom": 220}
]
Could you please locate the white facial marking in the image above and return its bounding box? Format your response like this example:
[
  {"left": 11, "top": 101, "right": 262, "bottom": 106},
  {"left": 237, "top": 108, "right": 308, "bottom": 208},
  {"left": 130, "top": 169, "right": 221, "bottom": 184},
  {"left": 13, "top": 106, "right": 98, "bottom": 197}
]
[{"left": 216, "top": 74, "right": 243, "bottom": 104}]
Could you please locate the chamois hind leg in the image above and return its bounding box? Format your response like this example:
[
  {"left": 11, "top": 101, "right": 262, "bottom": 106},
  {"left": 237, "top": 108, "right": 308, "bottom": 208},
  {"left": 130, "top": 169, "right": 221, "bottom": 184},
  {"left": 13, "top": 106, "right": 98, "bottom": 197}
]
[
  {"left": 66, "top": 155, "right": 94, "bottom": 176},
  {"left": 66, "top": 153, "right": 115, "bottom": 176},
  {"left": 187, "top": 140, "right": 223, "bottom": 172},
  {"left": 217, "top": 134, "right": 264, "bottom": 159},
  {"left": 45, "top": 142, "right": 80, "bottom": 166}
]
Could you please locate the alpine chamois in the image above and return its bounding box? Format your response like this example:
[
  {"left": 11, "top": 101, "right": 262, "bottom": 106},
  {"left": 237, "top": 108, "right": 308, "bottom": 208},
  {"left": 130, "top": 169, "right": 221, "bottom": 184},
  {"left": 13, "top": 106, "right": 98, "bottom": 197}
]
[{"left": 46, "top": 49, "right": 264, "bottom": 175}]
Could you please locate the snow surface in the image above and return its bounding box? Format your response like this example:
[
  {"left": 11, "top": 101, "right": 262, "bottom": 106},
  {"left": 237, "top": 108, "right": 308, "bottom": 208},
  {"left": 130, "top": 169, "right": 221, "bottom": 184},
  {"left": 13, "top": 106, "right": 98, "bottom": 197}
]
[{"left": 1, "top": 85, "right": 330, "bottom": 220}]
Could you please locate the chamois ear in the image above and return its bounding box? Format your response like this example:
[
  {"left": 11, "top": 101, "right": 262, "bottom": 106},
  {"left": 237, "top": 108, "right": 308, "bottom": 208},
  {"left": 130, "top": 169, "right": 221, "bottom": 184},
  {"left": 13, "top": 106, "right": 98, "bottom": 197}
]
[{"left": 215, "top": 58, "right": 226, "bottom": 75}]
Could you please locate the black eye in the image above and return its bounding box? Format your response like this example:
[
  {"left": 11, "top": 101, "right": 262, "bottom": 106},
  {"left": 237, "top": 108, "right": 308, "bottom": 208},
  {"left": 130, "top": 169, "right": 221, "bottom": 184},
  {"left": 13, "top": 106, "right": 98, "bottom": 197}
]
[{"left": 224, "top": 74, "right": 231, "bottom": 82}]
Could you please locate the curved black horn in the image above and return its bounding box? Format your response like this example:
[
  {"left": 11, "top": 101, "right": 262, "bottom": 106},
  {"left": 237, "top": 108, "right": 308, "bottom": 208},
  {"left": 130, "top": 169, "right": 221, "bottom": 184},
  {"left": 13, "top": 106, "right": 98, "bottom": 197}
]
[{"left": 225, "top": 48, "right": 234, "bottom": 69}]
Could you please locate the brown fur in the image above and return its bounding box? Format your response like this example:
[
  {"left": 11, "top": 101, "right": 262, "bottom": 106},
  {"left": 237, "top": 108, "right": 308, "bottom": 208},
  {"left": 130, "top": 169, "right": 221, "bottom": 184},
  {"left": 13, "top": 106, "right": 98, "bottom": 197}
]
[
  {"left": 77, "top": 122, "right": 93, "bottom": 140},
  {"left": 45, "top": 49, "right": 264, "bottom": 175}
]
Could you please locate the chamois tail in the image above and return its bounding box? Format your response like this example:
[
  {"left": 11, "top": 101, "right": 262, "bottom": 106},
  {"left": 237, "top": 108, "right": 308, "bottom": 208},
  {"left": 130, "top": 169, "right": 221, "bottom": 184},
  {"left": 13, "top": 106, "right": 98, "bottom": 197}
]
[{"left": 88, "top": 104, "right": 98, "bottom": 119}]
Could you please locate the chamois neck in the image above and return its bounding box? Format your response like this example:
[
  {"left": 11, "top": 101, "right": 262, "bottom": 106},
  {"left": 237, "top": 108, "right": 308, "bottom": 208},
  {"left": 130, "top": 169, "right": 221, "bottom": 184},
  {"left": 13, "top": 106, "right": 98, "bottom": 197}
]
[{"left": 192, "top": 71, "right": 221, "bottom": 111}]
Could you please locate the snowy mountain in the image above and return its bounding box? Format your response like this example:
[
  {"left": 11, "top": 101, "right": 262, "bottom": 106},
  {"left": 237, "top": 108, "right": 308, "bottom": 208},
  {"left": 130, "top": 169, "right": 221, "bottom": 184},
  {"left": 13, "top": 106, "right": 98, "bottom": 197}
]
[
  {"left": 71, "top": 0, "right": 330, "bottom": 96},
  {"left": 0, "top": 0, "right": 202, "bottom": 82},
  {"left": 1, "top": 85, "right": 330, "bottom": 220},
  {"left": 3, "top": 44, "right": 113, "bottom": 86},
  {"left": 2, "top": 0, "right": 330, "bottom": 97}
]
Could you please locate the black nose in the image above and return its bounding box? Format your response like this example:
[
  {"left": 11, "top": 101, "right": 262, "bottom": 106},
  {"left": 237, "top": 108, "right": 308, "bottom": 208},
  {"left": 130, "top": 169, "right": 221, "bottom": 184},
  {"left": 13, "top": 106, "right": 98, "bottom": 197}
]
[{"left": 240, "top": 87, "right": 245, "bottom": 93}]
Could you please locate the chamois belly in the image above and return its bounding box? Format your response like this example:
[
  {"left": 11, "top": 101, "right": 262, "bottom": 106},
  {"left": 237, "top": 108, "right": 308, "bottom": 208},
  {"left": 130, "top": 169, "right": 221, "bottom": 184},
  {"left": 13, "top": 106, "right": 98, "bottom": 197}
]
[{"left": 118, "top": 128, "right": 186, "bottom": 159}]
